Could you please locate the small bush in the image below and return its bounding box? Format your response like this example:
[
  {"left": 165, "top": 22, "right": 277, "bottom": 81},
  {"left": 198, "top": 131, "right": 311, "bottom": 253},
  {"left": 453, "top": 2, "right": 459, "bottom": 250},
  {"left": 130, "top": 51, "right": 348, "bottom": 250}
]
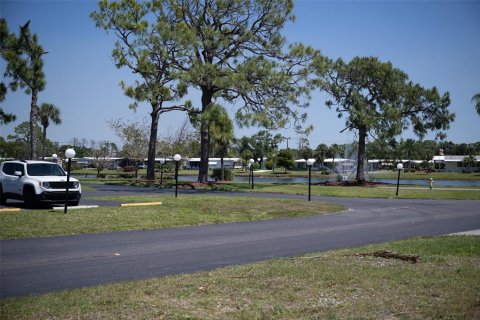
[
  {"left": 265, "top": 159, "right": 274, "bottom": 170},
  {"left": 123, "top": 166, "right": 137, "bottom": 172},
  {"left": 211, "top": 168, "right": 234, "bottom": 181},
  {"left": 119, "top": 173, "right": 135, "bottom": 179}
]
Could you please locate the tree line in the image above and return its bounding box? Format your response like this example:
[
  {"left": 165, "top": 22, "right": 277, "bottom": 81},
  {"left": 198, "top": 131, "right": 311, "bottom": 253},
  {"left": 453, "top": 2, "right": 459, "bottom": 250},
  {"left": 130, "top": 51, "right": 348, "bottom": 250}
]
[
  {"left": 2, "top": 1, "right": 479, "bottom": 183},
  {"left": 2, "top": 116, "right": 479, "bottom": 174}
]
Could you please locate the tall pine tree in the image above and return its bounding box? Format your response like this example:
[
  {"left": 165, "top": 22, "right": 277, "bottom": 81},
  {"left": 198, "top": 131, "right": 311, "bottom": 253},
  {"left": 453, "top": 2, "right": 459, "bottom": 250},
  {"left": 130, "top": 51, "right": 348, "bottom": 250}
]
[{"left": 1, "top": 19, "right": 47, "bottom": 159}]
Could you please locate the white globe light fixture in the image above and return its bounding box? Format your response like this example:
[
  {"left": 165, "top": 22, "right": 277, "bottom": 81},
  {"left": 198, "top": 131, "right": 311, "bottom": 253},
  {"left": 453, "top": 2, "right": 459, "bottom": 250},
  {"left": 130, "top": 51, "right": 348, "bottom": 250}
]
[
  {"left": 159, "top": 158, "right": 166, "bottom": 165},
  {"left": 306, "top": 159, "right": 316, "bottom": 201},
  {"left": 63, "top": 148, "right": 76, "bottom": 213},
  {"left": 173, "top": 154, "right": 182, "bottom": 197},
  {"left": 65, "top": 148, "right": 76, "bottom": 159},
  {"left": 249, "top": 159, "right": 255, "bottom": 189},
  {"left": 52, "top": 154, "right": 58, "bottom": 163},
  {"left": 396, "top": 162, "right": 403, "bottom": 196}
]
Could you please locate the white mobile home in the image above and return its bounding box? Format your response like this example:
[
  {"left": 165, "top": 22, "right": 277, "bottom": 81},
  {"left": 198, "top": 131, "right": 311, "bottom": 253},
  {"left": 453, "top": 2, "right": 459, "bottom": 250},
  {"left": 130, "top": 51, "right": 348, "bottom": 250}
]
[
  {"left": 184, "top": 158, "right": 240, "bottom": 170},
  {"left": 432, "top": 155, "right": 480, "bottom": 172}
]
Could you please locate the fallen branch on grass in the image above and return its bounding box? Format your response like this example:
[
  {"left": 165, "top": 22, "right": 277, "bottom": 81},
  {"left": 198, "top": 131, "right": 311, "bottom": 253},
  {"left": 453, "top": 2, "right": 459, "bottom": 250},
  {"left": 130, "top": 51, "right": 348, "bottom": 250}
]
[{"left": 354, "top": 250, "right": 420, "bottom": 263}]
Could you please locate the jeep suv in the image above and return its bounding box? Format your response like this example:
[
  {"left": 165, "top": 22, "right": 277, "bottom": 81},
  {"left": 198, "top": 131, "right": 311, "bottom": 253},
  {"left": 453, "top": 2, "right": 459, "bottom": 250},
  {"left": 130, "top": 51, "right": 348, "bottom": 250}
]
[{"left": 0, "top": 160, "right": 81, "bottom": 208}]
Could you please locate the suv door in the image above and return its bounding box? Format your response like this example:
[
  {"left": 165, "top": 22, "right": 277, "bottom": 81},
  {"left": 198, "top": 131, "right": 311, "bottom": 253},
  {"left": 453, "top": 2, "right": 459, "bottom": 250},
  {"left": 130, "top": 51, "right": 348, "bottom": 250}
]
[{"left": 1, "top": 163, "right": 24, "bottom": 195}]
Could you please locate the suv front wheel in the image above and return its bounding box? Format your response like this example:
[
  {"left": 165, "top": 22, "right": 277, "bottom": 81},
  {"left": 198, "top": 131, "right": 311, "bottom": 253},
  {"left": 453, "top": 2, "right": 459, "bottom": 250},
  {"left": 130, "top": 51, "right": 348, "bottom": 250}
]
[
  {"left": 23, "top": 187, "right": 37, "bottom": 209},
  {"left": 0, "top": 185, "right": 6, "bottom": 205}
]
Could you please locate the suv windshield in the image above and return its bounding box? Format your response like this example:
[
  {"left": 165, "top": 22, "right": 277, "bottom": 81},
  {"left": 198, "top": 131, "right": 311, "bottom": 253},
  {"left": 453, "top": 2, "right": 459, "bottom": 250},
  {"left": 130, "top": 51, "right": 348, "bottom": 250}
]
[{"left": 26, "top": 163, "right": 66, "bottom": 176}]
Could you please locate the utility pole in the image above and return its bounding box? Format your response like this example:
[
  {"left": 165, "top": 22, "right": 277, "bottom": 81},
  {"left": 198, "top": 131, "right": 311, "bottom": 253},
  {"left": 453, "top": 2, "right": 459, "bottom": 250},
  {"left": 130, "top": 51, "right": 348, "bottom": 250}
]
[{"left": 283, "top": 137, "right": 291, "bottom": 150}]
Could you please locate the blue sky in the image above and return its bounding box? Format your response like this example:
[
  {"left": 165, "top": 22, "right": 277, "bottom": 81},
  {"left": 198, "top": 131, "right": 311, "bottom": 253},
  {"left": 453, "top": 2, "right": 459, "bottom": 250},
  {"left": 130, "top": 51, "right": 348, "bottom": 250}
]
[{"left": 1, "top": 0, "right": 479, "bottom": 151}]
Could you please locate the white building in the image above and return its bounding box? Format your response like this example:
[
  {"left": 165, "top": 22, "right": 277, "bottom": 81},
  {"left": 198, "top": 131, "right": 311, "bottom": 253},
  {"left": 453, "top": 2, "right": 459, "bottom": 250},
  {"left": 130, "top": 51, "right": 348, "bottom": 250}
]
[
  {"left": 184, "top": 158, "right": 241, "bottom": 170},
  {"left": 432, "top": 155, "right": 480, "bottom": 172}
]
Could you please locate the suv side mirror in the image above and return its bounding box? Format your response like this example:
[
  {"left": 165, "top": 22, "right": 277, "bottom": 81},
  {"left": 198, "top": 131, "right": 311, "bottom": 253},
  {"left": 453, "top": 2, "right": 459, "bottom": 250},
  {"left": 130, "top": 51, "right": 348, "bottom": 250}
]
[{"left": 14, "top": 171, "right": 23, "bottom": 177}]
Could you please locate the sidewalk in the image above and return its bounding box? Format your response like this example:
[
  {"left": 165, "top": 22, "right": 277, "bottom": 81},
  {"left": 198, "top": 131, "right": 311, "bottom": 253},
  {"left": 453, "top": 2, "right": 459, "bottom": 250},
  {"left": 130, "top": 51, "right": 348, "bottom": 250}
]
[
  {"left": 450, "top": 229, "right": 480, "bottom": 236},
  {"left": 378, "top": 186, "right": 480, "bottom": 191}
]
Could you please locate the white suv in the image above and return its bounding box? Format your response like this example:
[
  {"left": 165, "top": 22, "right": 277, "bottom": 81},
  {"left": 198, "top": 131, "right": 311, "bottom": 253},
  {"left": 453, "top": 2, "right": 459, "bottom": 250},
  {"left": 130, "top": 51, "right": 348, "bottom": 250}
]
[{"left": 0, "top": 160, "right": 81, "bottom": 208}]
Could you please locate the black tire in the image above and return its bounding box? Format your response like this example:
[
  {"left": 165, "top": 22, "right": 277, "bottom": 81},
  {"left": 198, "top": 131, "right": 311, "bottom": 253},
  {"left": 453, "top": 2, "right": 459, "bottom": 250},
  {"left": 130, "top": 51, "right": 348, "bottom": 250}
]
[
  {"left": 23, "top": 188, "right": 37, "bottom": 209},
  {"left": 0, "top": 185, "right": 6, "bottom": 205}
]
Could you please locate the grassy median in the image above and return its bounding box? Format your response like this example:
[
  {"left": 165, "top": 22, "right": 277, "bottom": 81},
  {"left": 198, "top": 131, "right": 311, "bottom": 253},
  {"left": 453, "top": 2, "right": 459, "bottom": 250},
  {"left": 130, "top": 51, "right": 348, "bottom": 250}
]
[
  {"left": 2, "top": 236, "right": 479, "bottom": 319},
  {"left": 255, "top": 184, "right": 480, "bottom": 200},
  {"left": 0, "top": 195, "right": 343, "bottom": 240},
  {"left": 193, "top": 182, "right": 480, "bottom": 200}
]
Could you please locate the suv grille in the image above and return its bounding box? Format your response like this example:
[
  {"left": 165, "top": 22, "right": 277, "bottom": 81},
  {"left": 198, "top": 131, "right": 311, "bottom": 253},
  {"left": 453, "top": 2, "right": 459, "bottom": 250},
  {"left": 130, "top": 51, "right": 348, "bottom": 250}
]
[{"left": 48, "top": 182, "right": 77, "bottom": 189}]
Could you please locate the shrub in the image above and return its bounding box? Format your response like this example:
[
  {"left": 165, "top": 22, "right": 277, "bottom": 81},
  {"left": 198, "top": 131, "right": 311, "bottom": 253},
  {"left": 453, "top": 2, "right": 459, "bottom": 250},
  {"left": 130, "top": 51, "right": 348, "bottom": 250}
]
[
  {"left": 119, "top": 173, "right": 134, "bottom": 179},
  {"left": 265, "top": 159, "right": 274, "bottom": 170},
  {"left": 123, "top": 166, "right": 137, "bottom": 172},
  {"left": 210, "top": 168, "right": 234, "bottom": 181}
]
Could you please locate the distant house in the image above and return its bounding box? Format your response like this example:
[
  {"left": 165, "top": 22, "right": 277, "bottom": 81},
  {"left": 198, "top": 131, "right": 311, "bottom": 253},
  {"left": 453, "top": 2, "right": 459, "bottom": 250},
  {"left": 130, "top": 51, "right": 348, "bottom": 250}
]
[
  {"left": 432, "top": 155, "right": 480, "bottom": 172},
  {"left": 184, "top": 158, "right": 240, "bottom": 170}
]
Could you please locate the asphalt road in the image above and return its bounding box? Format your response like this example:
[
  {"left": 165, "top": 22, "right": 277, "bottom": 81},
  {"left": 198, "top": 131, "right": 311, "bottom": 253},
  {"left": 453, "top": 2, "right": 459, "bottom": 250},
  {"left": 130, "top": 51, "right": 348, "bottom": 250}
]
[{"left": 1, "top": 185, "right": 480, "bottom": 298}]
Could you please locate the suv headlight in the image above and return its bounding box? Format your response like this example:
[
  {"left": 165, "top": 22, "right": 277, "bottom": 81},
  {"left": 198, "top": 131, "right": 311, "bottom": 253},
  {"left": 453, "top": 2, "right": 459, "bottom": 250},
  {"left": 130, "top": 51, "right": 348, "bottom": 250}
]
[
  {"left": 72, "top": 181, "right": 79, "bottom": 189},
  {"left": 42, "top": 182, "right": 50, "bottom": 189}
]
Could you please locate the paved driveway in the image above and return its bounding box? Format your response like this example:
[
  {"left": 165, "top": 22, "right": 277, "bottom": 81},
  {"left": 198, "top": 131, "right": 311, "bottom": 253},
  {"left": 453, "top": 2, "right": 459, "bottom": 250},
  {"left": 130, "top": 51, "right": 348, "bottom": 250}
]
[{"left": 1, "top": 185, "right": 479, "bottom": 298}]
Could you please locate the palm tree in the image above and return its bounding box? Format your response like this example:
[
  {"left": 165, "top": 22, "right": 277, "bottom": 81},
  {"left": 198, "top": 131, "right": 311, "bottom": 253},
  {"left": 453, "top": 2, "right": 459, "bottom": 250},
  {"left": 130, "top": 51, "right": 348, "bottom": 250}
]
[
  {"left": 314, "top": 144, "right": 328, "bottom": 167},
  {"left": 401, "top": 138, "right": 419, "bottom": 171},
  {"left": 472, "top": 93, "right": 480, "bottom": 115},
  {"left": 38, "top": 103, "right": 61, "bottom": 159},
  {"left": 329, "top": 144, "right": 344, "bottom": 170},
  {"left": 463, "top": 155, "right": 477, "bottom": 173}
]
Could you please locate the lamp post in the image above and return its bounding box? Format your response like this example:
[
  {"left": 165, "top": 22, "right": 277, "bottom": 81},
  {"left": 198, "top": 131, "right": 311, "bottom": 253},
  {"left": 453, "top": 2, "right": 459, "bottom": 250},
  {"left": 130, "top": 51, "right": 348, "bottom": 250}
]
[
  {"left": 249, "top": 158, "right": 255, "bottom": 189},
  {"left": 173, "top": 154, "right": 181, "bottom": 197},
  {"left": 64, "top": 148, "right": 75, "bottom": 213},
  {"left": 159, "top": 158, "right": 165, "bottom": 187},
  {"left": 52, "top": 154, "right": 58, "bottom": 163},
  {"left": 307, "top": 158, "right": 316, "bottom": 201},
  {"left": 396, "top": 163, "right": 403, "bottom": 197}
]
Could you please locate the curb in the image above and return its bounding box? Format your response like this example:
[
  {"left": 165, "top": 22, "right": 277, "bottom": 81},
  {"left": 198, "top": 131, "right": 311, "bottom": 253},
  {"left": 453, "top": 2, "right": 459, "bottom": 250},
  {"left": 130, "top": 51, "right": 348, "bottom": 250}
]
[
  {"left": 52, "top": 205, "right": 100, "bottom": 210},
  {"left": 449, "top": 229, "right": 480, "bottom": 236},
  {"left": 120, "top": 202, "right": 163, "bottom": 207},
  {"left": 0, "top": 208, "right": 21, "bottom": 212}
]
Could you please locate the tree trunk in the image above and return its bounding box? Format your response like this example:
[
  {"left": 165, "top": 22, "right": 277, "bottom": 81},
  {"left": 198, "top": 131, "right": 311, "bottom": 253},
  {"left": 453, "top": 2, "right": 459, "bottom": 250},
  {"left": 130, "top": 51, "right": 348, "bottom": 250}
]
[
  {"left": 220, "top": 156, "right": 224, "bottom": 181},
  {"left": 198, "top": 121, "right": 210, "bottom": 182},
  {"left": 29, "top": 89, "right": 38, "bottom": 159},
  {"left": 41, "top": 126, "right": 47, "bottom": 160},
  {"left": 146, "top": 108, "right": 160, "bottom": 180},
  {"left": 356, "top": 125, "right": 367, "bottom": 184},
  {"left": 198, "top": 90, "right": 214, "bottom": 183}
]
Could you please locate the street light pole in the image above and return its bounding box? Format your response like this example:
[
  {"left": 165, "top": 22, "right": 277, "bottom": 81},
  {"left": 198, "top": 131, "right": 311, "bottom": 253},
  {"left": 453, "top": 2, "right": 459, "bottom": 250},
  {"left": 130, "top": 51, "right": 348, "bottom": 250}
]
[
  {"left": 307, "top": 159, "right": 315, "bottom": 201},
  {"left": 249, "top": 159, "right": 255, "bottom": 189},
  {"left": 159, "top": 158, "right": 165, "bottom": 187},
  {"left": 64, "top": 148, "right": 75, "bottom": 214},
  {"left": 173, "top": 154, "right": 181, "bottom": 197},
  {"left": 396, "top": 163, "right": 403, "bottom": 197}
]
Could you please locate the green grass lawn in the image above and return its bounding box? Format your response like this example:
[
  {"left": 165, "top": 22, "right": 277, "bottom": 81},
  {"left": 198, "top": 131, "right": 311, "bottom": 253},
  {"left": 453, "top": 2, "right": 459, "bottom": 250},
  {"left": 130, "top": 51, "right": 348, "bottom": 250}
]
[
  {"left": 73, "top": 168, "right": 480, "bottom": 181},
  {"left": 256, "top": 184, "right": 480, "bottom": 200},
  {"left": 0, "top": 195, "right": 343, "bottom": 240},
  {"left": 369, "top": 170, "right": 480, "bottom": 180},
  {"left": 192, "top": 181, "right": 480, "bottom": 200},
  {"left": 2, "top": 236, "right": 478, "bottom": 319}
]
